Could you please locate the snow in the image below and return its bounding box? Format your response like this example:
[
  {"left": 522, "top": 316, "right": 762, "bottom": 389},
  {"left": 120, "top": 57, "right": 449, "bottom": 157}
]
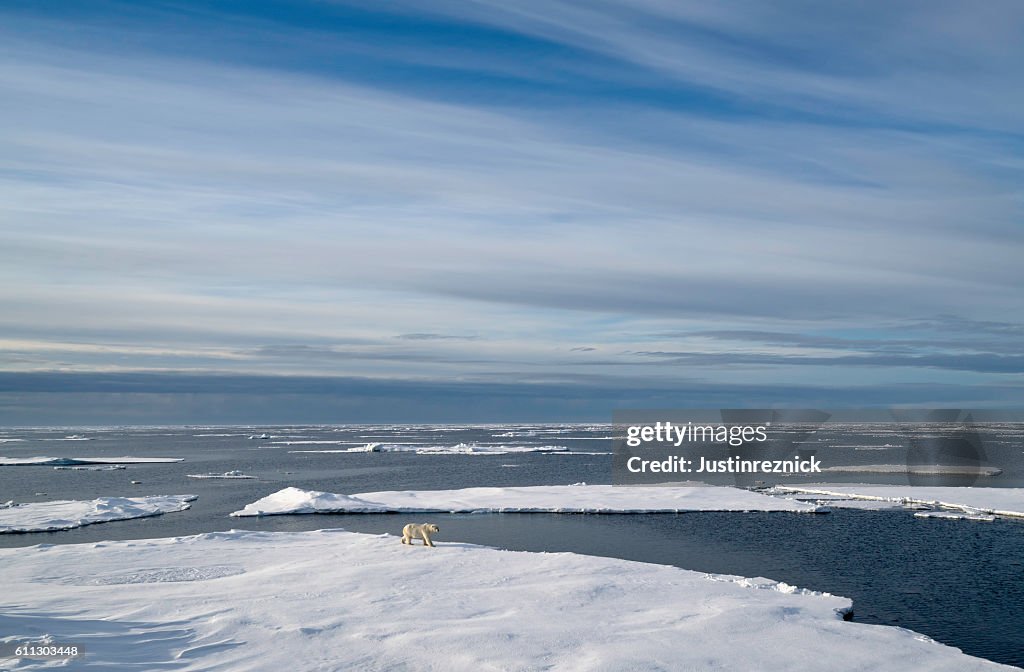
[
  {"left": 53, "top": 464, "right": 127, "bottom": 471},
  {"left": 186, "top": 470, "right": 257, "bottom": 480},
  {"left": 788, "top": 497, "right": 907, "bottom": 510},
  {"left": 0, "top": 456, "right": 184, "bottom": 466},
  {"left": 0, "top": 495, "right": 197, "bottom": 533},
  {"left": 0, "top": 528, "right": 1012, "bottom": 671},
  {"left": 231, "top": 484, "right": 825, "bottom": 517},
  {"left": 773, "top": 485, "right": 1024, "bottom": 519}
]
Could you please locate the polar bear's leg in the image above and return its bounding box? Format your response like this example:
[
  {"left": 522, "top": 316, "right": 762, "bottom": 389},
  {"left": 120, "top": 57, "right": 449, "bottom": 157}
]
[{"left": 422, "top": 532, "right": 433, "bottom": 547}]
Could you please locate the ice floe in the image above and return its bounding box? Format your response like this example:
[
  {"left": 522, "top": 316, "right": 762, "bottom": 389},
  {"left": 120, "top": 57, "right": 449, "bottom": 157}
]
[
  {"left": 914, "top": 511, "right": 996, "bottom": 522},
  {"left": 773, "top": 485, "right": 1024, "bottom": 519},
  {"left": 273, "top": 440, "right": 351, "bottom": 445},
  {"left": 231, "top": 484, "right": 825, "bottom": 517},
  {"left": 186, "top": 471, "right": 257, "bottom": 480},
  {"left": 0, "top": 456, "right": 184, "bottom": 466},
  {"left": 0, "top": 495, "right": 197, "bottom": 533},
  {"left": 288, "top": 442, "right": 574, "bottom": 455},
  {"left": 822, "top": 464, "right": 1002, "bottom": 476},
  {"left": 0, "top": 528, "right": 1013, "bottom": 670},
  {"left": 785, "top": 496, "right": 907, "bottom": 510},
  {"left": 416, "top": 443, "right": 570, "bottom": 455}
]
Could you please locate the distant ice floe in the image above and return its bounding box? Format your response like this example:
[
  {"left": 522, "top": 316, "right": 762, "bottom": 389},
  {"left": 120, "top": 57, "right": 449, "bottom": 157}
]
[
  {"left": 273, "top": 440, "right": 351, "bottom": 446},
  {"left": 0, "top": 494, "right": 197, "bottom": 533},
  {"left": 0, "top": 456, "right": 184, "bottom": 466},
  {"left": 186, "top": 470, "right": 257, "bottom": 480},
  {"left": 54, "top": 464, "right": 127, "bottom": 471},
  {"left": 542, "top": 451, "right": 609, "bottom": 456},
  {"left": 493, "top": 430, "right": 616, "bottom": 440},
  {"left": 773, "top": 485, "right": 1024, "bottom": 520},
  {"left": 822, "top": 464, "right": 1002, "bottom": 476},
  {"left": 248, "top": 433, "right": 272, "bottom": 440},
  {"left": 288, "top": 442, "right": 576, "bottom": 455},
  {"left": 0, "top": 528, "right": 1013, "bottom": 670},
  {"left": 417, "top": 443, "right": 570, "bottom": 455},
  {"left": 914, "top": 511, "right": 995, "bottom": 522},
  {"left": 231, "top": 485, "right": 825, "bottom": 517}
]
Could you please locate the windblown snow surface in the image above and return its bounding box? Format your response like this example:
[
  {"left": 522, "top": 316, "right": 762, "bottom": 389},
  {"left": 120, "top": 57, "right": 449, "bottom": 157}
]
[
  {"left": 0, "top": 495, "right": 197, "bottom": 533},
  {"left": 0, "top": 528, "right": 1014, "bottom": 671},
  {"left": 231, "top": 485, "right": 825, "bottom": 517}
]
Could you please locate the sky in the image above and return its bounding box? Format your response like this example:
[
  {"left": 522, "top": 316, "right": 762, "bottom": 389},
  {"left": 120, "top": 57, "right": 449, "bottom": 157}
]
[{"left": 1, "top": 1, "right": 1023, "bottom": 424}]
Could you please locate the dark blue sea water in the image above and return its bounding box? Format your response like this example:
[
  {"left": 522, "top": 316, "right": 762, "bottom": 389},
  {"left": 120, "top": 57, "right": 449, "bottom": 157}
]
[{"left": 1, "top": 424, "right": 1022, "bottom": 668}]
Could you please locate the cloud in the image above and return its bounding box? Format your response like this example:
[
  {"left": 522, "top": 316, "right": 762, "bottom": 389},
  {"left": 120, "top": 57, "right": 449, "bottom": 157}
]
[
  {"left": 395, "top": 333, "right": 479, "bottom": 341},
  {"left": 632, "top": 350, "right": 1024, "bottom": 375},
  {"left": 0, "top": 2, "right": 1022, "bottom": 417}
]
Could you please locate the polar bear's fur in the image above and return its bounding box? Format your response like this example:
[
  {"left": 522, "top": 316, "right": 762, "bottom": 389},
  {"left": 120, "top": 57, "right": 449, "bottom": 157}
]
[{"left": 401, "top": 523, "right": 439, "bottom": 547}]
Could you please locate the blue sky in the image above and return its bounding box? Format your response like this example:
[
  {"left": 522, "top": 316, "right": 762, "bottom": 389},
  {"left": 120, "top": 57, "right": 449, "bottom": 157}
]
[{"left": 2, "top": 1, "right": 1023, "bottom": 423}]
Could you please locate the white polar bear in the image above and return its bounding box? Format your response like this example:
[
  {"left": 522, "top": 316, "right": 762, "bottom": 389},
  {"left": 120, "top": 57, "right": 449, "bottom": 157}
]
[{"left": 401, "top": 523, "right": 440, "bottom": 547}]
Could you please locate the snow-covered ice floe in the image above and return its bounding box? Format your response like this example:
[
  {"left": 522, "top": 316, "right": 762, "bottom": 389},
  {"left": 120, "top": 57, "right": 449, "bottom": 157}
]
[
  {"left": 773, "top": 485, "right": 1024, "bottom": 519},
  {"left": 5, "top": 455, "right": 184, "bottom": 466},
  {"left": 186, "top": 470, "right": 256, "bottom": 480},
  {"left": 914, "top": 511, "right": 996, "bottom": 522},
  {"left": 0, "top": 456, "right": 184, "bottom": 466},
  {"left": 783, "top": 494, "right": 908, "bottom": 510},
  {"left": 0, "top": 528, "right": 1014, "bottom": 671},
  {"left": 0, "top": 495, "right": 197, "bottom": 533},
  {"left": 822, "top": 464, "right": 1002, "bottom": 476},
  {"left": 231, "top": 484, "right": 826, "bottom": 517},
  {"left": 53, "top": 464, "right": 126, "bottom": 471}
]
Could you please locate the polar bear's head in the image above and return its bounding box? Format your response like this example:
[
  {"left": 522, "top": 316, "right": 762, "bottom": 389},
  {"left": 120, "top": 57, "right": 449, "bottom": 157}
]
[{"left": 426, "top": 524, "right": 439, "bottom": 533}]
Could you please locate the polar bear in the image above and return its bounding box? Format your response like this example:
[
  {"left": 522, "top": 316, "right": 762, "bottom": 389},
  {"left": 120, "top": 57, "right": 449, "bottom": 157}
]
[{"left": 401, "top": 523, "right": 440, "bottom": 547}]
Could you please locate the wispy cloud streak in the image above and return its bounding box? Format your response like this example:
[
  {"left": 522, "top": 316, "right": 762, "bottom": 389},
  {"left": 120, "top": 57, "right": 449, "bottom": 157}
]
[{"left": 0, "top": 1, "right": 1022, "bottom": 418}]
